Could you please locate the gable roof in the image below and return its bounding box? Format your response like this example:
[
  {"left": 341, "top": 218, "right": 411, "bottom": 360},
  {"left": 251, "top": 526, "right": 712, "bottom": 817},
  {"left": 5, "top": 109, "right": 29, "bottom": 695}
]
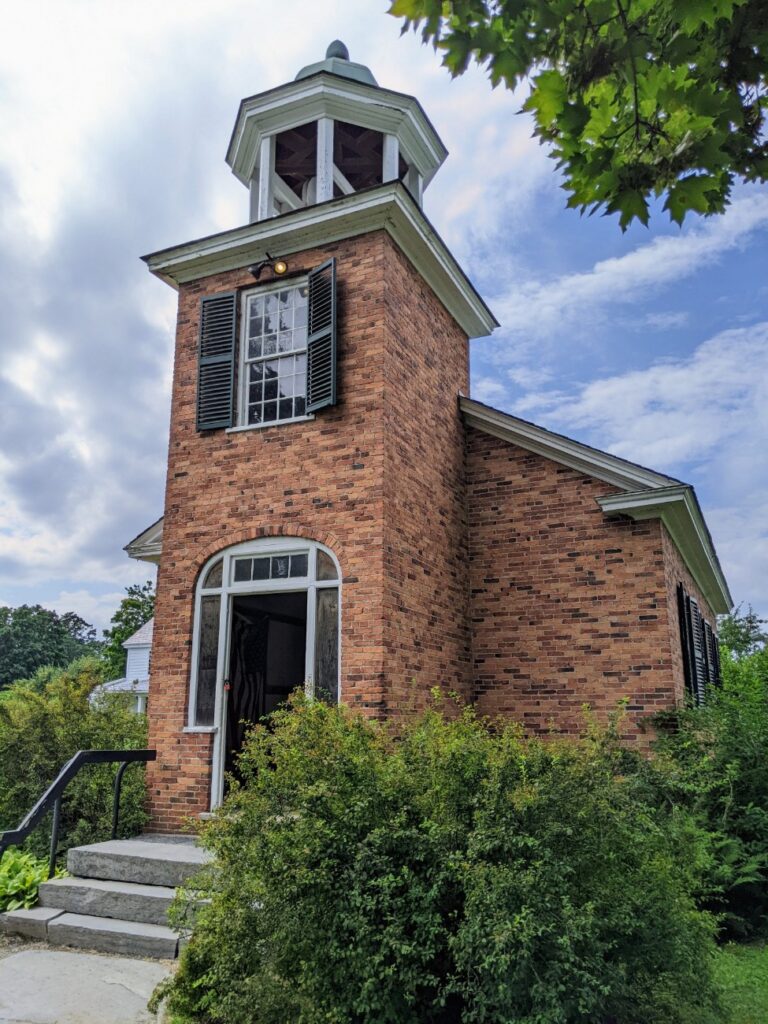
[
  {"left": 461, "top": 396, "right": 732, "bottom": 614},
  {"left": 123, "top": 617, "right": 154, "bottom": 649}
]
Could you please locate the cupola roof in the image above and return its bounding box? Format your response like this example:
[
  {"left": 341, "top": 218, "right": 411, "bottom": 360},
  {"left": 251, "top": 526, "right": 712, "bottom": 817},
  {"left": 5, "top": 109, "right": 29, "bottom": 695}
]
[{"left": 295, "top": 40, "right": 378, "bottom": 87}]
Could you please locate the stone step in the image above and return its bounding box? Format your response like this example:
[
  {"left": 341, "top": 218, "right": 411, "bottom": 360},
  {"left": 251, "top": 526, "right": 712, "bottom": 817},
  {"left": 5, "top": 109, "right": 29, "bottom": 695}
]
[
  {"left": 38, "top": 876, "right": 176, "bottom": 926},
  {"left": 47, "top": 912, "right": 178, "bottom": 959},
  {"left": 67, "top": 839, "right": 210, "bottom": 888},
  {"left": 0, "top": 906, "right": 64, "bottom": 940}
]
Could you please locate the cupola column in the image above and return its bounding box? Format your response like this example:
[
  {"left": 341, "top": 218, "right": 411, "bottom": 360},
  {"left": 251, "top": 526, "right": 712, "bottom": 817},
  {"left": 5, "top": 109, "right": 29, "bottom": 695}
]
[{"left": 316, "top": 117, "right": 334, "bottom": 203}]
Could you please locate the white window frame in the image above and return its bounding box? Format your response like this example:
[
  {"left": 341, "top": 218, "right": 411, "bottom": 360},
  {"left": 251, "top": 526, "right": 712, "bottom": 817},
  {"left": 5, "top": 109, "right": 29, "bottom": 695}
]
[
  {"left": 233, "top": 278, "right": 315, "bottom": 432},
  {"left": 186, "top": 537, "right": 342, "bottom": 809}
]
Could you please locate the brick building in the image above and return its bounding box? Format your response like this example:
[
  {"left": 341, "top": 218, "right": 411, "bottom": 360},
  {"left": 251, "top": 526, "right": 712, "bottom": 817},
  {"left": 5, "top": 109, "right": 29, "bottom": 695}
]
[{"left": 126, "top": 43, "right": 731, "bottom": 830}]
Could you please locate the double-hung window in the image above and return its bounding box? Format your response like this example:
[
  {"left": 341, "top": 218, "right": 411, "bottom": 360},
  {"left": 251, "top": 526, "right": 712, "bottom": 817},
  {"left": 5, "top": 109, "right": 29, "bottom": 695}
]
[
  {"left": 241, "top": 281, "right": 308, "bottom": 426},
  {"left": 195, "top": 258, "right": 337, "bottom": 433}
]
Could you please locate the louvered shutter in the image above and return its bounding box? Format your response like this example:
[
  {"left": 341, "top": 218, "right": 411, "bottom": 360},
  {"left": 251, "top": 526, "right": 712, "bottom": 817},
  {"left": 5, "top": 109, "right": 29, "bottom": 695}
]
[
  {"left": 689, "top": 598, "right": 707, "bottom": 705},
  {"left": 197, "top": 293, "right": 237, "bottom": 431},
  {"left": 677, "top": 583, "right": 696, "bottom": 699},
  {"left": 704, "top": 622, "right": 721, "bottom": 687},
  {"left": 306, "top": 258, "right": 337, "bottom": 413}
]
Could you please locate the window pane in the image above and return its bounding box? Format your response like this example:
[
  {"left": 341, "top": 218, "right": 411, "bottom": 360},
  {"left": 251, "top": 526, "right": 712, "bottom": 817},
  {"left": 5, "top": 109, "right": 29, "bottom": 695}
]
[
  {"left": 315, "top": 588, "right": 339, "bottom": 703},
  {"left": 272, "top": 555, "right": 289, "bottom": 578},
  {"left": 317, "top": 550, "right": 338, "bottom": 580},
  {"left": 252, "top": 557, "right": 270, "bottom": 580},
  {"left": 195, "top": 595, "right": 221, "bottom": 726},
  {"left": 248, "top": 404, "right": 262, "bottom": 425},
  {"left": 202, "top": 559, "right": 223, "bottom": 589},
  {"left": 248, "top": 337, "right": 262, "bottom": 360},
  {"left": 233, "top": 558, "right": 251, "bottom": 583},
  {"left": 263, "top": 334, "right": 277, "bottom": 356},
  {"left": 289, "top": 553, "right": 308, "bottom": 577},
  {"left": 263, "top": 401, "right": 277, "bottom": 422},
  {"left": 279, "top": 399, "right": 293, "bottom": 420}
]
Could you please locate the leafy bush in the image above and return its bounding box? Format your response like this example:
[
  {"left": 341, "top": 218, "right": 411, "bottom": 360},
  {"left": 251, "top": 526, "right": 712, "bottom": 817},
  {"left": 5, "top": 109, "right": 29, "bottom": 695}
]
[
  {"left": 650, "top": 642, "right": 768, "bottom": 940},
  {"left": 0, "top": 657, "right": 148, "bottom": 862},
  {"left": 165, "top": 695, "right": 722, "bottom": 1024},
  {"left": 0, "top": 848, "right": 64, "bottom": 911}
]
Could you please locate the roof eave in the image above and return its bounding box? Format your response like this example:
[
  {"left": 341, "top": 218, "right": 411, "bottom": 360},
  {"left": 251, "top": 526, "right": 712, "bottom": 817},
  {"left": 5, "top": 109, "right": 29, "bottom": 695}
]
[
  {"left": 142, "top": 183, "right": 498, "bottom": 338},
  {"left": 598, "top": 487, "right": 732, "bottom": 614},
  {"left": 460, "top": 396, "right": 675, "bottom": 491}
]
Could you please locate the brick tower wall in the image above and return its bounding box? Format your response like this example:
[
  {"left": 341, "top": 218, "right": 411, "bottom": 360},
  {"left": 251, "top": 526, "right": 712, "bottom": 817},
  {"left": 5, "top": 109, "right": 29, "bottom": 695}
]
[
  {"left": 147, "top": 229, "right": 469, "bottom": 830},
  {"left": 466, "top": 426, "right": 715, "bottom": 743}
]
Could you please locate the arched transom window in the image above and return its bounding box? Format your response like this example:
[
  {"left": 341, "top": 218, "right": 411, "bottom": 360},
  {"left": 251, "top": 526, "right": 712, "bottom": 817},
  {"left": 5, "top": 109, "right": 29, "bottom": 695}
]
[{"left": 188, "top": 537, "right": 341, "bottom": 803}]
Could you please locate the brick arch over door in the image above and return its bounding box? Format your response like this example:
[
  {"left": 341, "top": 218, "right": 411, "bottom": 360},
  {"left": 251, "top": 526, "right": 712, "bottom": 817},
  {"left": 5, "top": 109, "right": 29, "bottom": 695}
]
[{"left": 193, "top": 524, "right": 345, "bottom": 583}]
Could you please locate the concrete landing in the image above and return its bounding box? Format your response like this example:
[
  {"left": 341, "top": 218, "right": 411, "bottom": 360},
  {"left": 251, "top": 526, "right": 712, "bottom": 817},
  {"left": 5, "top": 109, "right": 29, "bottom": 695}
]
[{"left": 0, "top": 947, "right": 170, "bottom": 1023}]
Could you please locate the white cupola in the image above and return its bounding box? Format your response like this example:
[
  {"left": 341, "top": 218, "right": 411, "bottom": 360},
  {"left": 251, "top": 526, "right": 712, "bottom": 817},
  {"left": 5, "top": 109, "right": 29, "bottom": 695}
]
[{"left": 226, "top": 41, "right": 447, "bottom": 223}]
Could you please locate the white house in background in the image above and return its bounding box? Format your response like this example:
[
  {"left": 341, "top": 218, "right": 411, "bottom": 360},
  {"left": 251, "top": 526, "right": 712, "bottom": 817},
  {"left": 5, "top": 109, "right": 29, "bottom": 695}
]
[{"left": 97, "top": 618, "right": 153, "bottom": 713}]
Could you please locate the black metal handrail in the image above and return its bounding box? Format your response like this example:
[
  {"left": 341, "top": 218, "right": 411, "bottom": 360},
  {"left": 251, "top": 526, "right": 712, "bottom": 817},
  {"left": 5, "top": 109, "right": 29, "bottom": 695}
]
[{"left": 0, "top": 749, "right": 156, "bottom": 877}]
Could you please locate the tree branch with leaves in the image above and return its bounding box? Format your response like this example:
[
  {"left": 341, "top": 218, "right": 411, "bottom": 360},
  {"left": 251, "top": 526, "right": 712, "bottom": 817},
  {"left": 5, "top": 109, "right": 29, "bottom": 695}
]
[{"left": 390, "top": 0, "right": 768, "bottom": 228}]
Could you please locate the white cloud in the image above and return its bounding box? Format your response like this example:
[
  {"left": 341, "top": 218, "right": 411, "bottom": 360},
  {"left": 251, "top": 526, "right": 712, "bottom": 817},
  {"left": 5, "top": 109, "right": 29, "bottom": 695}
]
[
  {"left": 516, "top": 322, "right": 768, "bottom": 611},
  {"left": 644, "top": 311, "right": 689, "bottom": 330},
  {"left": 491, "top": 194, "right": 768, "bottom": 341}
]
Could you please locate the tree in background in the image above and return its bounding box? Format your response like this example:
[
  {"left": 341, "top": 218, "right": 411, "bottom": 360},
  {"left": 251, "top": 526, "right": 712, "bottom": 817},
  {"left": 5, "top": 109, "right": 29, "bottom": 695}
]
[
  {"left": 718, "top": 603, "right": 768, "bottom": 658},
  {"left": 101, "top": 581, "right": 155, "bottom": 680},
  {"left": 0, "top": 605, "right": 99, "bottom": 690},
  {"left": 390, "top": 0, "right": 767, "bottom": 228}
]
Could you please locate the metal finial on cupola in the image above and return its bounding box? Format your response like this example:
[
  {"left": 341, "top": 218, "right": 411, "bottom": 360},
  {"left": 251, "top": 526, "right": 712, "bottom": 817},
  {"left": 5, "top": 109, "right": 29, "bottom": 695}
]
[{"left": 326, "top": 40, "right": 350, "bottom": 61}]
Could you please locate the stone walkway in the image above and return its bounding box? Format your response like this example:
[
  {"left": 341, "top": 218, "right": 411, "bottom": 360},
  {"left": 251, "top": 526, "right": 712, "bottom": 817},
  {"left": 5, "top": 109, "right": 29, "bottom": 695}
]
[{"left": 0, "top": 938, "right": 171, "bottom": 1024}]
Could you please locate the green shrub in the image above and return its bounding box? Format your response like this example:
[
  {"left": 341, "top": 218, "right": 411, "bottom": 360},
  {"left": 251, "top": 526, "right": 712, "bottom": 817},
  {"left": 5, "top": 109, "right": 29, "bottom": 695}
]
[
  {"left": 165, "top": 695, "right": 722, "bottom": 1024},
  {"left": 0, "top": 657, "right": 148, "bottom": 862},
  {"left": 651, "top": 645, "right": 768, "bottom": 939},
  {"left": 0, "top": 848, "right": 64, "bottom": 911}
]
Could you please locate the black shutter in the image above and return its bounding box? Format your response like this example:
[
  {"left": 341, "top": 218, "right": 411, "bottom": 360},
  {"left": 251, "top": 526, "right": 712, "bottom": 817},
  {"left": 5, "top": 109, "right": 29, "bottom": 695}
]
[
  {"left": 690, "top": 598, "right": 707, "bottom": 705},
  {"left": 677, "top": 583, "right": 696, "bottom": 699},
  {"left": 197, "top": 293, "right": 237, "bottom": 431},
  {"left": 704, "top": 622, "right": 721, "bottom": 687},
  {"left": 306, "top": 258, "right": 337, "bottom": 413}
]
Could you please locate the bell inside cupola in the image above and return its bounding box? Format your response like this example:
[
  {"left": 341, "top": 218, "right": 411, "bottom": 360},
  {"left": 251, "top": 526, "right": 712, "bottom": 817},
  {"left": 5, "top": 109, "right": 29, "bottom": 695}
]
[{"left": 226, "top": 41, "right": 447, "bottom": 223}]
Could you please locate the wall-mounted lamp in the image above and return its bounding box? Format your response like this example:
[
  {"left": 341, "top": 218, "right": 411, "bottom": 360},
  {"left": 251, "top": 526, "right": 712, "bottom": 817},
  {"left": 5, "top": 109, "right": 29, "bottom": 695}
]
[{"left": 248, "top": 253, "right": 289, "bottom": 280}]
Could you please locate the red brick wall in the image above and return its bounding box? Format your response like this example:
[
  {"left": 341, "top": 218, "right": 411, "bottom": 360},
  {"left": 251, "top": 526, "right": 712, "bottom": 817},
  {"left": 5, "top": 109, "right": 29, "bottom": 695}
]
[
  {"left": 466, "top": 427, "right": 702, "bottom": 743},
  {"left": 147, "top": 229, "right": 469, "bottom": 829}
]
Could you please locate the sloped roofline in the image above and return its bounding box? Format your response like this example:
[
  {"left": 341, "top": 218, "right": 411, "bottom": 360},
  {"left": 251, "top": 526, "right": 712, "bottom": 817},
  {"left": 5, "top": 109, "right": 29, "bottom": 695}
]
[{"left": 461, "top": 396, "right": 732, "bottom": 613}]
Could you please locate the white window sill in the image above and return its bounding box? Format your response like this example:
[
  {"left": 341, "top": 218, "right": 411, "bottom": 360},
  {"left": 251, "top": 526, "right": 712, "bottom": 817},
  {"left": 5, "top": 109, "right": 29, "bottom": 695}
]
[
  {"left": 226, "top": 415, "right": 315, "bottom": 434},
  {"left": 183, "top": 726, "right": 218, "bottom": 734}
]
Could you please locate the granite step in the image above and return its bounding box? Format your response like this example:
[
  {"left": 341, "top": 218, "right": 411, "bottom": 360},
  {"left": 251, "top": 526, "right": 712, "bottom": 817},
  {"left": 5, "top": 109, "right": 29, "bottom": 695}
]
[
  {"left": 47, "top": 911, "right": 179, "bottom": 958},
  {"left": 38, "top": 876, "right": 176, "bottom": 926},
  {"left": 67, "top": 838, "right": 210, "bottom": 888},
  {"left": 0, "top": 906, "right": 64, "bottom": 940}
]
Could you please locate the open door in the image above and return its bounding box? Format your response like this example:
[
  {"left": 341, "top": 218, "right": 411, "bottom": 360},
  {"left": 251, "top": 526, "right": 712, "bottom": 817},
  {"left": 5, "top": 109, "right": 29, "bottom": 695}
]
[{"left": 224, "top": 592, "right": 307, "bottom": 782}]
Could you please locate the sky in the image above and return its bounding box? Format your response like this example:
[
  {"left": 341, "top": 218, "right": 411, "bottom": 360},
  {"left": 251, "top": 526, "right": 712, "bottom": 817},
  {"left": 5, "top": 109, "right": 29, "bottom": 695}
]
[{"left": 0, "top": 0, "right": 766, "bottom": 633}]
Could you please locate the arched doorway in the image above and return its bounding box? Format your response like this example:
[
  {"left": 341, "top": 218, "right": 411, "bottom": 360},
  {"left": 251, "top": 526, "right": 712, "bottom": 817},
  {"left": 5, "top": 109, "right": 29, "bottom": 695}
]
[{"left": 187, "top": 537, "right": 341, "bottom": 807}]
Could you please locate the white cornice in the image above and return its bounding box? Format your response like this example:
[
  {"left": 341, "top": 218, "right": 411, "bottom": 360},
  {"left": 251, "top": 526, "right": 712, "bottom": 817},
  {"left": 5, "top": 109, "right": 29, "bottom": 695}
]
[
  {"left": 597, "top": 487, "right": 732, "bottom": 614},
  {"left": 142, "top": 184, "right": 498, "bottom": 338},
  {"left": 227, "top": 73, "right": 447, "bottom": 186},
  {"left": 460, "top": 397, "right": 676, "bottom": 491},
  {"left": 124, "top": 518, "right": 163, "bottom": 565}
]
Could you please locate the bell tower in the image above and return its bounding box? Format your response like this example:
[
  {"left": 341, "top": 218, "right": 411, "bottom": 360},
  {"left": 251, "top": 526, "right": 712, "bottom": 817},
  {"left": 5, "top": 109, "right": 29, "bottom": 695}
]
[
  {"left": 227, "top": 41, "right": 444, "bottom": 222},
  {"left": 140, "top": 44, "right": 497, "bottom": 829}
]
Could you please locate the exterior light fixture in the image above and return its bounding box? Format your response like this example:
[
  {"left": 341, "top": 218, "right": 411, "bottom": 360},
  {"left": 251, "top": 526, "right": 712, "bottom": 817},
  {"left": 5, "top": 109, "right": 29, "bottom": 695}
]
[{"left": 248, "top": 253, "right": 289, "bottom": 280}]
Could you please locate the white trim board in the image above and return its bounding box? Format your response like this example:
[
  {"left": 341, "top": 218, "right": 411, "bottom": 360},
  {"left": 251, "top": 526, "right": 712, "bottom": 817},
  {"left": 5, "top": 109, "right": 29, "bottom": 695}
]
[{"left": 142, "top": 182, "right": 498, "bottom": 339}]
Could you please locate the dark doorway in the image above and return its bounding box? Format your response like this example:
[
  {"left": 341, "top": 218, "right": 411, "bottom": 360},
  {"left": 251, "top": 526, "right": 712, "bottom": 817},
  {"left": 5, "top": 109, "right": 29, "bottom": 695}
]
[{"left": 225, "top": 591, "right": 307, "bottom": 779}]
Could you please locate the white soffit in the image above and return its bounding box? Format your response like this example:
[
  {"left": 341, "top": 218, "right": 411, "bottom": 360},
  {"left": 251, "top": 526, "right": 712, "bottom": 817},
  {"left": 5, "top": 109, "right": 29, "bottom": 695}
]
[
  {"left": 227, "top": 73, "right": 447, "bottom": 186},
  {"left": 598, "top": 487, "right": 732, "bottom": 614},
  {"left": 124, "top": 517, "right": 163, "bottom": 564},
  {"left": 142, "top": 183, "right": 498, "bottom": 338}
]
